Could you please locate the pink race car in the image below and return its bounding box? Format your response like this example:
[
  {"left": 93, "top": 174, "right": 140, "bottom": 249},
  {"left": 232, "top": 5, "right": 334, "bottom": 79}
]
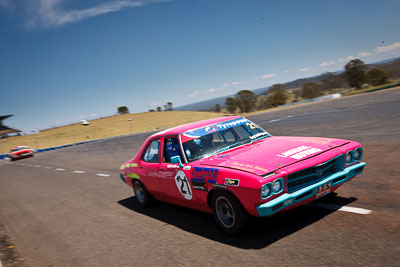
[
  {"left": 120, "top": 116, "right": 365, "bottom": 234},
  {"left": 9, "top": 146, "right": 34, "bottom": 161}
]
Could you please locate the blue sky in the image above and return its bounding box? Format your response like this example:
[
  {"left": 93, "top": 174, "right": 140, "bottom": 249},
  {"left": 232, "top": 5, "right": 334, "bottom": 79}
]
[{"left": 1, "top": 0, "right": 399, "bottom": 132}]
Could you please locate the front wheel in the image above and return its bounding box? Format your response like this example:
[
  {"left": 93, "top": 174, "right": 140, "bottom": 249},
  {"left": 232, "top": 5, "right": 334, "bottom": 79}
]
[
  {"left": 212, "top": 191, "right": 246, "bottom": 235},
  {"left": 133, "top": 180, "right": 152, "bottom": 207}
]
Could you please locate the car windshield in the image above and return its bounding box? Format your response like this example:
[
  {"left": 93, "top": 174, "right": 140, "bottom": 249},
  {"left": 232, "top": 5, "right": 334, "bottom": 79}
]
[{"left": 181, "top": 118, "right": 270, "bottom": 162}]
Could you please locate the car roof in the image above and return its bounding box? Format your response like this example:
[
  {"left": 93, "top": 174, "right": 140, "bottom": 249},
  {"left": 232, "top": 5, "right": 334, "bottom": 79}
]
[
  {"left": 11, "top": 146, "right": 28, "bottom": 149},
  {"left": 150, "top": 116, "right": 242, "bottom": 138}
]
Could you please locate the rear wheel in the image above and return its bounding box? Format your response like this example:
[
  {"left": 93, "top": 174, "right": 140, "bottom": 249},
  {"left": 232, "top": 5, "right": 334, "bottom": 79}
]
[
  {"left": 133, "top": 180, "right": 152, "bottom": 207},
  {"left": 212, "top": 191, "right": 246, "bottom": 235}
]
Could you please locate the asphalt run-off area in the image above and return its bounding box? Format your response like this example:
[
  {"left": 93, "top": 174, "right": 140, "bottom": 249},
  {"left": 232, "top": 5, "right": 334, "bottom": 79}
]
[{"left": 0, "top": 88, "right": 399, "bottom": 266}]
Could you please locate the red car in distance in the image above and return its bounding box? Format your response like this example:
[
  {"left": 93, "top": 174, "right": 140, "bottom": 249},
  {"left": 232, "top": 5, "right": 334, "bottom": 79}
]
[{"left": 9, "top": 146, "right": 34, "bottom": 161}]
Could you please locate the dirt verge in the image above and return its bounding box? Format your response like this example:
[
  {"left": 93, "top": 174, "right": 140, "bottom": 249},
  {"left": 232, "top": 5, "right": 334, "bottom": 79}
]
[{"left": 0, "top": 222, "right": 24, "bottom": 267}]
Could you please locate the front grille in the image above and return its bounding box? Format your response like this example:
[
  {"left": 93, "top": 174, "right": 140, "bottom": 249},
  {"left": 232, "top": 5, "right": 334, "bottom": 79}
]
[{"left": 287, "top": 155, "right": 344, "bottom": 193}]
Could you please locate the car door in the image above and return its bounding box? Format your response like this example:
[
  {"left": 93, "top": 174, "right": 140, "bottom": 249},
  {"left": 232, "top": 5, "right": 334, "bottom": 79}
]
[
  {"left": 136, "top": 139, "right": 163, "bottom": 198},
  {"left": 158, "top": 136, "right": 198, "bottom": 208}
]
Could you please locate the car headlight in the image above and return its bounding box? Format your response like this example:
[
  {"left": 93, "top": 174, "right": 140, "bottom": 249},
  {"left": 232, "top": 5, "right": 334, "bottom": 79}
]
[
  {"left": 261, "top": 184, "right": 271, "bottom": 198},
  {"left": 345, "top": 151, "right": 353, "bottom": 164},
  {"left": 272, "top": 179, "right": 283, "bottom": 193},
  {"left": 353, "top": 147, "right": 362, "bottom": 161}
]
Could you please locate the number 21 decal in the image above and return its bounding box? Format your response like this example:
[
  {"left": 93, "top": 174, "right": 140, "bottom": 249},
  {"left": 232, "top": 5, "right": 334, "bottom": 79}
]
[
  {"left": 175, "top": 170, "right": 192, "bottom": 200},
  {"left": 246, "top": 122, "right": 259, "bottom": 130}
]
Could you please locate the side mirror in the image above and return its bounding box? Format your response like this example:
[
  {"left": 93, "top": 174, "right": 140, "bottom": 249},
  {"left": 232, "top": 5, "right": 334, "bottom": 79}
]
[{"left": 171, "top": 155, "right": 184, "bottom": 168}]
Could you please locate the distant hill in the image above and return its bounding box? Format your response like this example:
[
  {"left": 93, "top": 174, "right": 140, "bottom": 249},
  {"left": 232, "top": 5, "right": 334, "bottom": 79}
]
[
  {"left": 369, "top": 56, "right": 400, "bottom": 65},
  {"left": 175, "top": 56, "right": 400, "bottom": 111},
  {"left": 175, "top": 95, "right": 234, "bottom": 111},
  {"left": 280, "top": 75, "right": 326, "bottom": 90}
]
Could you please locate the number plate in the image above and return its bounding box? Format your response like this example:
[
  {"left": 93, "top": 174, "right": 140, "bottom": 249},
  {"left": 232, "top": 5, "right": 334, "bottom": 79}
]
[
  {"left": 316, "top": 182, "right": 331, "bottom": 198},
  {"left": 284, "top": 199, "right": 293, "bottom": 206}
]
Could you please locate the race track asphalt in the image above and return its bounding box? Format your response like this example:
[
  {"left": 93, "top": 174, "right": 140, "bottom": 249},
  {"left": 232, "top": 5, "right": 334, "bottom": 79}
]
[{"left": 0, "top": 88, "right": 399, "bottom": 266}]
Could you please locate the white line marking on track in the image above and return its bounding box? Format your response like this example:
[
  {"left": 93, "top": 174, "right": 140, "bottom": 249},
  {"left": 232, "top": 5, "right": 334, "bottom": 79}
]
[
  {"left": 35, "top": 165, "right": 41, "bottom": 167},
  {"left": 307, "top": 202, "right": 372, "bottom": 215},
  {"left": 55, "top": 168, "right": 66, "bottom": 171},
  {"left": 44, "top": 167, "right": 52, "bottom": 169},
  {"left": 96, "top": 173, "right": 111, "bottom": 177},
  {"left": 73, "top": 170, "right": 85, "bottom": 174},
  {"left": 268, "top": 119, "right": 281, "bottom": 123}
]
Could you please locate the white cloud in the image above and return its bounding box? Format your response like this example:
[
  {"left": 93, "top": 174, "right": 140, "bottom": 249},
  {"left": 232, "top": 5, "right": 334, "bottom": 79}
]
[
  {"left": 319, "top": 61, "right": 335, "bottom": 67},
  {"left": 188, "top": 90, "right": 200, "bottom": 97},
  {"left": 90, "top": 113, "right": 97, "bottom": 117},
  {"left": 2, "top": 0, "right": 167, "bottom": 29},
  {"left": 337, "top": 56, "right": 354, "bottom": 63},
  {"left": 150, "top": 101, "right": 162, "bottom": 107},
  {"left": 299, "top": 68, "right": 312, "bottom": 72},
  {"left": 210, "top": 82, "right": 231, "bottom": 92},
  {"left": 283, "top": 70, "right": 288, "bottom": 73},
  {"left": 375, "top": 42, "right": 400, "bottom": 53},
  {"left": 244, "top": 76, "right": 262, "bottom": 85},
  {"left": 261, "top": 73, "right": 277, "bottom": 79},
  {"left": 358, "top": 52, "right": 372, "bottom": 57},
  {"left": 188, "top": 80, "right": 240, "bottom": 98}
]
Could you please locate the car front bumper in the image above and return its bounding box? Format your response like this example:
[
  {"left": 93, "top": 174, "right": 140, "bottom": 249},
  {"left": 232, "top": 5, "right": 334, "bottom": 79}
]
[{"left": 256, "top": 162, "right": 366, "bottom": 217}]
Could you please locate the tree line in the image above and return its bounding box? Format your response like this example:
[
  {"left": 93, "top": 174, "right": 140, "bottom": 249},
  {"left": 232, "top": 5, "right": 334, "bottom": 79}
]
[
  {"left": 220, "top": 58, "right": 391, "bottom": 114},
  {"left": 117, "top": 102, "right": 174, "bottom": 115},
  {"left": 117, "top": 57, "right": 396, "bottom": 115}
]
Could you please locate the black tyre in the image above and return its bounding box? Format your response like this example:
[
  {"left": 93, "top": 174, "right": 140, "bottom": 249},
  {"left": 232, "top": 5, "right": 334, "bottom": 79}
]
[
  {"left": 133, "top": 180, "right": 152, "bottom": 207},
  {"left": 212, "top": 191, "right": 246, "bottom": 235}
]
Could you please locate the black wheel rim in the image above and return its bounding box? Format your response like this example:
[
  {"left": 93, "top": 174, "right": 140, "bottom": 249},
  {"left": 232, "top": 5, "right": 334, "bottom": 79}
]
[
  {"left": 134, "top": 182, "right": 145, "bottom": 203},
  {"left": 216, "top": 196, "right": 235, "bottom": 229}
]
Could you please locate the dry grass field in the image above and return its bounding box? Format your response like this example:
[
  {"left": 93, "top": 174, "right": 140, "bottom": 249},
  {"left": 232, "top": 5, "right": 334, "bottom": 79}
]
[
  {"left": 0, "top": 111, "right": 225, "bottom": 154},
  {"left": 2, "top": 85, "right": 397, "bottom": 155}
]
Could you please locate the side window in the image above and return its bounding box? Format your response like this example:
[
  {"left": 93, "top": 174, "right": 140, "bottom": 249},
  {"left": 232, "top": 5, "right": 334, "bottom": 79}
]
[
  {"left": 211, "top": 132, "right": 224, "bottom": 144},
  {"left": 163, "top": 137, "right": 183, "bottom": 163},
  {"left": 235, "top": 125, "right": 251, "bottom": 138},
  {"left": 143, "top": 140, "right": 160, "bottom": 163},
  {"left": 221, "top": 129, "right": 236, "bottom": 143}
]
